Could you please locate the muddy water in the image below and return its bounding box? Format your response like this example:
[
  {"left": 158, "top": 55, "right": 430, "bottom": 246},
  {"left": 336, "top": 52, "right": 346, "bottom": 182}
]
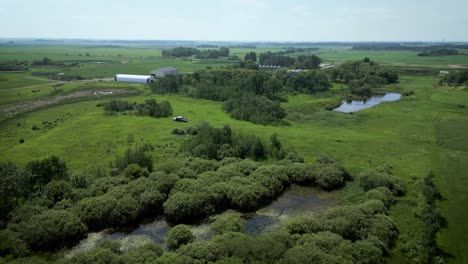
[{"left": 66, "top": 185, "right": 335, "bottom": 257}]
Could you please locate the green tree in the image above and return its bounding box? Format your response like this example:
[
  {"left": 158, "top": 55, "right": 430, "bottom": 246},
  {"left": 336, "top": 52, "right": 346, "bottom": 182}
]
[
  {"left": 211, "top": 212, "right": 246, "bottom": 235},
  {"left": 165, "top": 225, "right": 195, "bottom": 250}
]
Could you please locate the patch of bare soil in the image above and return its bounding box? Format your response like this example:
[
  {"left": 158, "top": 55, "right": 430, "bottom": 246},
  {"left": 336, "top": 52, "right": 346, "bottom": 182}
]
[
  {"left": 0, "top": 88, "right": 137, "bottom": 117},
  {"left": 448, "top": 64, "right": 468, "bottom": 69}
]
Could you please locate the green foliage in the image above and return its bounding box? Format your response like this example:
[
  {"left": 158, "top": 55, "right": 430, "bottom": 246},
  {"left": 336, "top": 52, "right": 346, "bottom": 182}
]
[
  {"left": 104, "top": 100, "right": 134, "bottom": 112},
  {"left": 121, "top": 243, "right": 164, "bottom": 264},
  {"left": 151, "top": 75, "right": 182, "bottom": 93},
  {"left": 162, "top": 47, "right": 229, "bottom": 59},
  {"left": 285, "top": 215, "right": 322, "bottom": 235},
  {"left": 286, "top": 71, "right": 331, "bottom": 93},
  {"left": 25, "top": 155, "right": 68, "bottom": 191},
  {"left": 105, "top": 99, "right": 173, "bottom": 118},
  {"left": 114, "top": 143, "right": 154, "bottom": 171},
  {"left": 0, "top": 162, "right": 32, "bottom": 225},
  {"left": 359, "top": 168, "right": 406, "bottom": 195},
  {"left": 0, "top": 230, "right": 30, "bottom": 257},
  {"left": 7, "top": 209, "right": 86, "bottom": 250},
  {"left": 329, "top": 60, "right": 399, "bottom": 96},
  {"left": 43, "top": 180, "right": 73, "bottom": 205},
  {"left": 258, "top": 52, "right": 322, "bottom": 69},
  {"left": 123, "top": 164, "right": 150, "bottom": 179},
  {"left": 366, "top": 187, "right": 395, "bottom": 207},
  {"left": 439, "top": 70, "right": 468, "bottom": 85},
  {"left": 183, "top": 123, "right": 268, "bottom": 161},
  {"left": 0, "top": 60, "right": 29, "bottom": 71},
  {"left": 171, "top": 128, "right": 186, "bottom": 135},
  {"left": 165, "top": 224, "right": 195, "bottom": 250},
  {"left": 176, "top": 241, "right": 223, "bottom": 263},
  {"left": 211, "top": 212, "right": 246, "bottom": 235},
  {"left": 75, "top": 189, "right": 140, "bottom": 229},
  {"left": 223, "top": 95, "right": 287, "bottom": 125}
]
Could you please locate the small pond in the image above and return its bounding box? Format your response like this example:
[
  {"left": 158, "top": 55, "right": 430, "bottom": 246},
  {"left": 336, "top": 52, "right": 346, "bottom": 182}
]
[
  {"left": 66, "top": 186, "right": 335, "bottom": 257},
  {"left": 334, "top": 93, "right": 401, "bottom": 113}
]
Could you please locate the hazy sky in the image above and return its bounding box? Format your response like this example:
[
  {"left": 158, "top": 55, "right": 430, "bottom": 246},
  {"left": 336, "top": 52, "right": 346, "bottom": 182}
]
[{"left": 1, "top": 0, "right": 467, "bottom": 42}]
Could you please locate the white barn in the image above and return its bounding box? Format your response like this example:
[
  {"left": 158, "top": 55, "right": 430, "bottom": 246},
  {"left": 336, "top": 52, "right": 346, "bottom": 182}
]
[{"left": 114, "top": 74, "right": 154, "bottom": 84}]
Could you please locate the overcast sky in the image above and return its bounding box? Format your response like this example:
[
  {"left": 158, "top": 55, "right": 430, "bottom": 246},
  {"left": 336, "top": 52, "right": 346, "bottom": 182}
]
[{"left": 1, "top": 0, "right": 467, "bottom": 42}]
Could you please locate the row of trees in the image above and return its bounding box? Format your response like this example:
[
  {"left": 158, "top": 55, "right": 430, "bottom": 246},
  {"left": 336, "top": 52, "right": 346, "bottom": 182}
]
[
  {"left": 0, "top": 60, "right": 29, "bottom": 71},
  {"left": 104, "top": 99, "right": 173, "bottom": 118},
  {"left": 161, "top": 47, "right": 230, "bottom": 59},
  {"left": 418, "top": 49, "right": 459, "bottom": 56},
  {"left": 258, "top": 52, "right": 322, "bottom": 69}
]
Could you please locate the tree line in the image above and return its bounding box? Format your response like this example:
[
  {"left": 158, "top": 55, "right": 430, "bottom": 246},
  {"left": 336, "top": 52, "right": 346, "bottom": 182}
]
[
  {"left": 161, "top": 47, "right": 230, "bottom": 59},
  {"left": 104, "top": 99, "right": 173, "bottom": 118},
  {"left": 258, "top": 51, "right": 322, "bottom": 69},
  {"left": 0, "top": 60, "right": 29, "bottom": 71},
  {"left": 418, "top": 49, "right": 459, "bottom": 56}
]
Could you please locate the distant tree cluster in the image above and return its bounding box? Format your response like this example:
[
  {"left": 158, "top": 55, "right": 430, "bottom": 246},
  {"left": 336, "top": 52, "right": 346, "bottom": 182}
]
[
  {"left": 418, "top": 49, "right": 459, "bottom": 56},
  {"left": 181, "top": 69, "right": 331, "bottom": 125},
  {"left": 104, "top": 99, "right": 173, "bottom": 118},
  {"left": 439, "top": 70, "right": 468, "bottom": 86},
  {"left": 31, "top": 57, "right": 66, "bottom": 66},
  {"left": 161, "top": 47, "right": 198, "bottom": 58},
  {"left": 258, "top": 52, "right": 322, "bottom": 69},
  {"left": 162, "top": 47, "right": 230, "bottom": 59},
  {"left": 0, "top": 60, "right": 29, "bottom": 71},
  {"left": 328, "top": 59, "right": 399, "bottom": 97}
]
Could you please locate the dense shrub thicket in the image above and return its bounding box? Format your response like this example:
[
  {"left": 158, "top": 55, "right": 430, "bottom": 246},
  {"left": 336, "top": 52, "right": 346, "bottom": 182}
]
[
  {"left": 401, "top": 172, "right": 446, "bottom": 263},
  {"left": 105, "top": 99, "right": 173, "bottom": 118},
  {"left": 55, "top": 166, "right": 402, "bottom": 264},
  {"left": 163, "top": 156, "right": 349, "bottom": 222},
  {"left": 439, "top": 70, "right": 468, "bottom": 86}
]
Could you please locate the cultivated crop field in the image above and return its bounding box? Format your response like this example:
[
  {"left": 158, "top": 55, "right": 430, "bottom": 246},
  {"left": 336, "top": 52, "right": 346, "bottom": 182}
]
[{"left": 0, "top": 42, "right": 467, "bottom": 264}]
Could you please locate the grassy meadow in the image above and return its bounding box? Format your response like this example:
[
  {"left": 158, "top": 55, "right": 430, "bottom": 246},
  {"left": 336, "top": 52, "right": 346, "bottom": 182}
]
[{"left": 0, "top": 43, "right": 467, "bottom": 263}]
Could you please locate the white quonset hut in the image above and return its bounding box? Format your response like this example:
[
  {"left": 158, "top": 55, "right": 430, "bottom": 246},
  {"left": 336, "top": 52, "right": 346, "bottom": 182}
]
[
  {"left": 150, "top": 67, "right": 178, "bottom": 78},
  {"left": 114, "top": 74, "right": 155, "bottom": 84}
]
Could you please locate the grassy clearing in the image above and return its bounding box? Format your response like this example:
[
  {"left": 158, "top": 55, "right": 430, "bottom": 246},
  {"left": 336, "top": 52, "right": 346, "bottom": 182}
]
[
  {"left": 316, "top": 49, "right": 468, "bottom": 67},
  {"left": 0, "top": 72, "right": 55, "bottom": 90}
]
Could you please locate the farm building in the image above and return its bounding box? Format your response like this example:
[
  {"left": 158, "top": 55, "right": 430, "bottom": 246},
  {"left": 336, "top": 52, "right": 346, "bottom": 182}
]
[
  {"left": 114, "top": 74, "right": 155, "bottom": 84},
  {"left": 150, "top": 67, "right": 178, "bottom": 78}
]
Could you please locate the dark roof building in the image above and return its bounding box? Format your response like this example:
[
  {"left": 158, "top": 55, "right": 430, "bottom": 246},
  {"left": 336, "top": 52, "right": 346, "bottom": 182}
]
[{"left": 150, "top": 67, "right": 178, "bottom": 78}]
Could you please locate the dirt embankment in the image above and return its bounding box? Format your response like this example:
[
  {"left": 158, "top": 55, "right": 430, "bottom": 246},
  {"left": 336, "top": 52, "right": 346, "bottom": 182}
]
[{"left": 0, "top": 89, "right": 137, "bottom": 117}]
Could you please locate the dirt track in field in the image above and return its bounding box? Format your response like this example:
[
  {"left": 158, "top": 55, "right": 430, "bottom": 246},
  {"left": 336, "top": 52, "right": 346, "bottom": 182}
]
[{"left": 0, "top": 88, "right": 136, "bottom": 117}]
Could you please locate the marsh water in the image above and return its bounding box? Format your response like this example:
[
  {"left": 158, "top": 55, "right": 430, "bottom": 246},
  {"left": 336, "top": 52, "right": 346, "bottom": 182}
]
[
  {"left": 334, "top": 93, "right": 401, "bottom": 113},
  {"left": 66, "top": 185, "right": 335, "bottom": 256}
]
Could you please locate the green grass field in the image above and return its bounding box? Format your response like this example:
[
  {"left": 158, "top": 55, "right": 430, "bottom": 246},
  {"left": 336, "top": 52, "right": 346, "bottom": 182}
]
[{"left": 1, "top": 43, "right": 468, "bottom": 263}]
